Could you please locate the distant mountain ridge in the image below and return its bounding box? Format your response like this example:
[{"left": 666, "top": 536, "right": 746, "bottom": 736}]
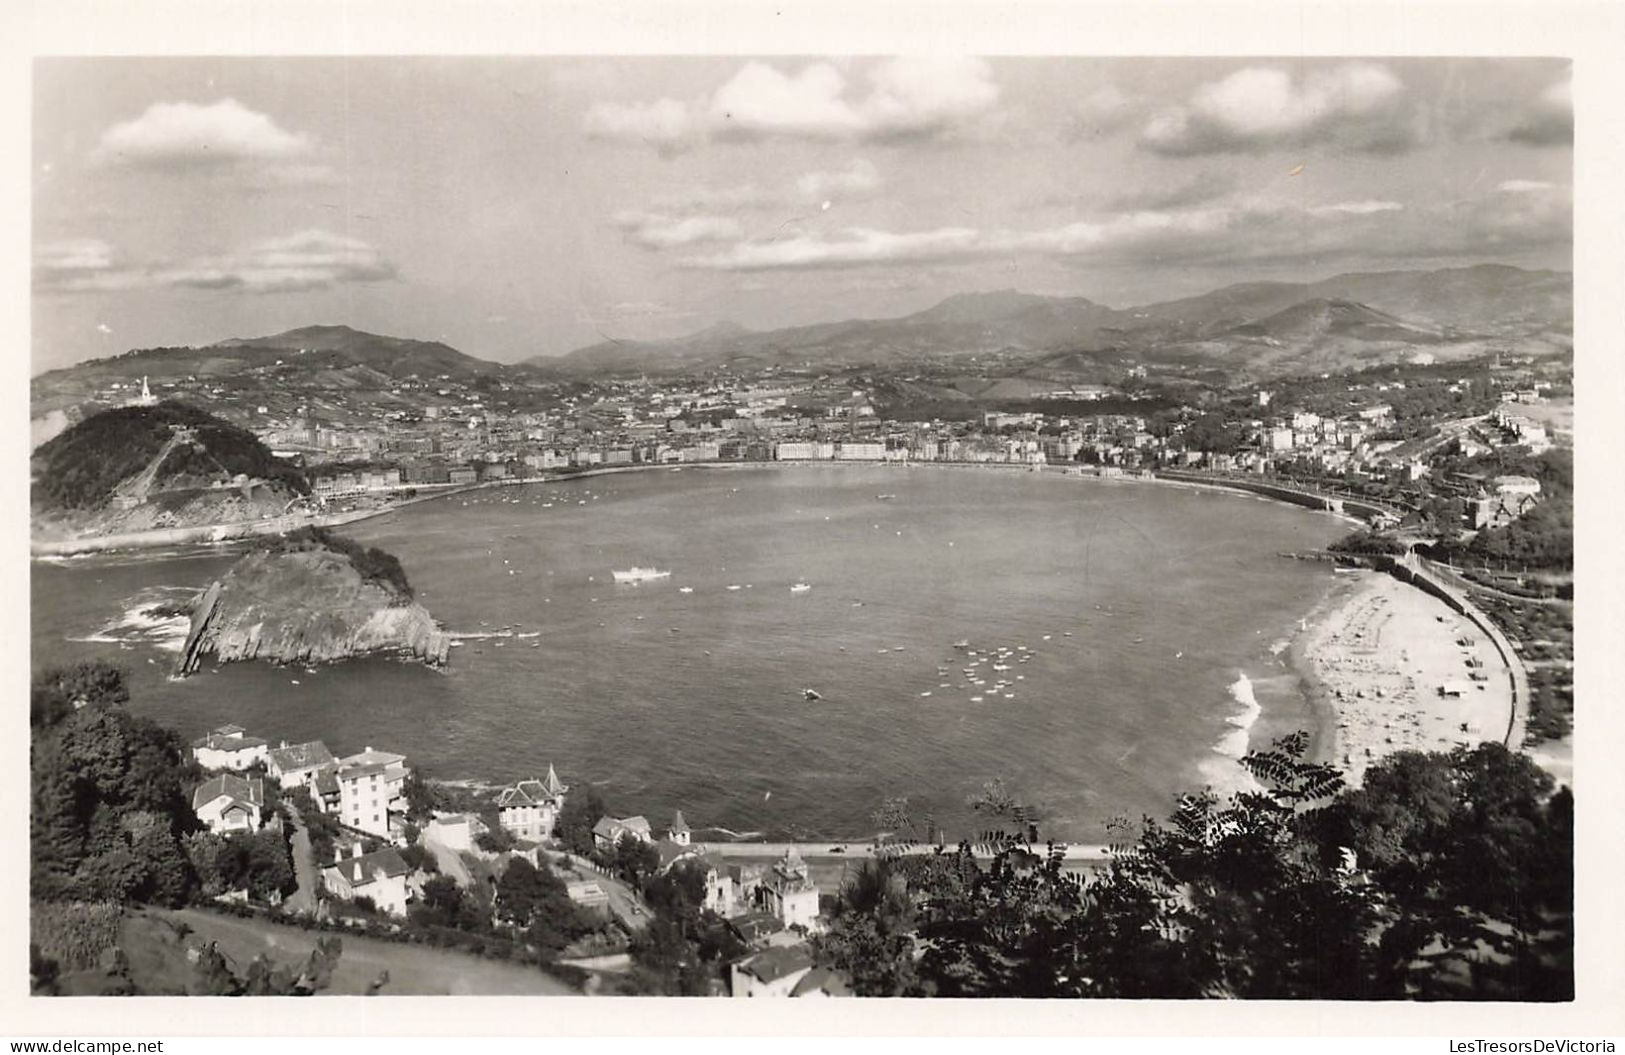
[
  {"left": 31, "top": 265, "right": 1571, "bottom": 399},
  {"left": 542, "top": 263, "right": 1570, "bottom": 376}
]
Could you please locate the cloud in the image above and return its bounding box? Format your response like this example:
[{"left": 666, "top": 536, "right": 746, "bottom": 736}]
[
  {"left": 1505, "top": 77, "right": 1572, "bottom": 146},
  {"left": 684, "top": 226, "right": 985, "bottom": 271},
  {"left": 650, "top": 183, "right": 774, "bottom": 213},
  {"left": 156, "top": 230, "right": 396, "bottom": 292},
  {"left": 613, "top": 211, "right": 745, "bottom": 249},
  {"left": 796, "top": 159, "right": 883, "bottom": 200},
  {"left": 1497, "top": 179, "right": 1556, "bottom": 193},
  {"left": 34, "top": 229, "right": 397, "bottom": 295},
  {"left": 679, "top": 184, "right": 1567, "bottom": 273},
  {"left": 1102, "top": 170, "right": 1237, "bottom": 211},
  {"left": 582, "top": 97, "right": 699, "bottom": 154},
  {"left": 1064, "top": 84, "right": 1139, "bottom": 141},
  {"left": 1307, "top": 200, "right": 1405, "bottom": 216},
  {"left": 94, "top": 98, "right": 313, "bottom": 168},
  {"left": 1141, "top": 63, "right": 1419, "bottom": 156},
  {"left": 584, "top": 57, "right": 999, "bottom": 152}
]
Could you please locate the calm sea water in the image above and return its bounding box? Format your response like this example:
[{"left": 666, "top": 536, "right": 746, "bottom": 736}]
[{"left": 31, "top": 466, "right": 1346, "bottom": 843}]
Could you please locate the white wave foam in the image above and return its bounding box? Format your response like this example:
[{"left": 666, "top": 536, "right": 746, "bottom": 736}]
[{"left": 1200, "top": 671, "right": 1265, "bottom": 794}]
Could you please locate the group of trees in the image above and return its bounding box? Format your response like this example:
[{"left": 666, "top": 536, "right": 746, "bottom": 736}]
[
  {"left": 264, "top": 526, "right": 414, "bottom": 600},
  {"left": 184, "top": 829, "right": 296, "bottom": 902},
  {"left": 31, "top": 662, "right": 201, "bottom": 906},
  {"left": 31, "top": 662, "right": 303, "bottom": 991},
  {"left": 813, "top": 734, "right": 1572, "bottom": 1000}
]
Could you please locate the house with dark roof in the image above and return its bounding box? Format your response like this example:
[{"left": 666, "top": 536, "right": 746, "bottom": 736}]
[
  {"left": 592, "top": 815, "right": 653, "bottom": 852},
  {"left": 266, "top": 740, "right": 335, "bottom": 789},
  {"left": 192, "top": 773, "right": 265, "bottom": 834},
  {"left": 320, "top": 844, "right": 412, "bottom": 917},
  {"left": 790, "top": 966, "right": 853, "bottom": 998},
  {"left": 494, "top": 764, "right": 568, "bottom": 841},
  {"left": 726, "top": 910, "right": 785, "bottom": 945},
  {"left": 190, "top": 725, "right": 270, "bottom": 772},
  {"left": 730, "top": 945, "right": 815, "bottom": 997}
]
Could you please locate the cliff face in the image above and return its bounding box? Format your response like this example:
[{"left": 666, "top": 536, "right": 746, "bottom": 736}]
[{"left": 175, "top": 546, "right": 450, "bottom": 676}]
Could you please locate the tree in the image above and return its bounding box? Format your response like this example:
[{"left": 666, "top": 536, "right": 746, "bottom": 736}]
[
  {"left": 475, "top": 827, "right": 517, "bottom": 854},
  {"left": 611, "top": 835, "right": 661, "bottom": 886},
  {"left": 641, "top": 860, "right": 708, "bottom": 924},
  {"left": 554, "top": 786, "right": 607, "bottom": 855},
  {"left": 32, "top": 661, "right": 130, "bottom": 729},
  {"left": 413, "top": 875, "right": 476, "bottom": 930},
  {"left": 820, "top": 735, "right": 1572, "bottom": 1000}
]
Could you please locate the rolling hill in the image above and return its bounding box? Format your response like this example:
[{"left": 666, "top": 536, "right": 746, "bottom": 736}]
[{"left": 546, "top": 264, "right": 1570, "bottom": 377}]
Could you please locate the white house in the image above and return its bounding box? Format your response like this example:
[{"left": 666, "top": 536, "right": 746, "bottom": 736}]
[
  {"left": 425, "top": 813, "right": 488, "bottom": 853},
  {"left": 266, "top": 740, "right": 335, "bottom": 790},
  {"left": 760, "top": 848, "right": 821, "bottom": 930},
  {"left": 321, "top": 845, "right": 412, "bottom": 917},
  {"left": 190, "top": 725, "right": 270, "bottom": 772},
  {"left": 592, "top": 815, "right": 653, "bottom": 852},
  {"left": 335, "top": 746, "right": 410, "bottom": 838},
  {"left": 494, "top": 766, "right": 568, "bottom": 842},
  {"left": 192, "top": 774, "right": 265, "bottom": 835}
]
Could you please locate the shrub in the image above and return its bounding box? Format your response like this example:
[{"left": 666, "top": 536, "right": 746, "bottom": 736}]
[{"left": 30, "top": 900, "right": 124, "bottom": 972}]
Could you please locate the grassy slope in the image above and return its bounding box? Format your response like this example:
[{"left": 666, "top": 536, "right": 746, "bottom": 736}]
[{"left": 119, "top": 907, "right": 577, "bottom": 996}]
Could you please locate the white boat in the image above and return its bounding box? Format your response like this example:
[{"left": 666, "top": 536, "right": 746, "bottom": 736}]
[
  {"left": 791, "top": 582, "right": 812, "bottom": 593},
  {"left": 678, "top": 586, "right": 694, "bottom": 594},
  {"left": 612, "top": 567, "right": 671, "bottom": 584}
]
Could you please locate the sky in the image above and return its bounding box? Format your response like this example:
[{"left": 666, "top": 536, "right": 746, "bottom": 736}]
[{"left": 31, "top": 56, "right": 1572, "bottom": 372}]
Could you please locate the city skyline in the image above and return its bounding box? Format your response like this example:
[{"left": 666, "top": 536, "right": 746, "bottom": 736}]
[{"left": 32, "top": 56, "right": 1572, "bottom": 373}]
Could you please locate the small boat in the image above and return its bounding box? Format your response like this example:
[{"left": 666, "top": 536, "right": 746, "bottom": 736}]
[
  {"left": 803, "top": 688, "right": 823, "bottom": 701},
  {"left": 920, "top": 691, "right": 932, "bottom": 697},
  {"left": 953, "top": 640, "right": 971, "bottom": 650},
  {"left": 679, "top": 586, "right": 694, "bottom": 594},
  {"left": 876, "top": 494, "right": 897, "bottom": 501},
  {"left": 613, "top": 566, "right": 670, "bottom": 584},
  {"left": 727, "top": 584, "right": 742, "bottom": 591},
  {"left": 791, "top": 583, "right": 812, "bottom": 593}
]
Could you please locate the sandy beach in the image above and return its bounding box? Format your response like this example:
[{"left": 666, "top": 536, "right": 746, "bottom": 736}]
[{"left": 1297, "top": 569, "right": 1513, "bottom": 784}]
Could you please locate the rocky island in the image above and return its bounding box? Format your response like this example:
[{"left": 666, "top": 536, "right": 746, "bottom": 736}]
[{"left": 175, "top": 526, "right": 451, "bottom": 675}]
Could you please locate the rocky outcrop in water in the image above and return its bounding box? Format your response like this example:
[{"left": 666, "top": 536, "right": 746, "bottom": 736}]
[{"left": 175, "top": 544, "right": 450, "bottom": 675}]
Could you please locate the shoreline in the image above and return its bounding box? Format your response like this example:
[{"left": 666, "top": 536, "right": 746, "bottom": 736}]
[
  {"left": 1284, "top": 566, "right": 1519, "bottom": 784},
  {"left": 31, "top": 457, "right": 1371, "bottom": 559}
]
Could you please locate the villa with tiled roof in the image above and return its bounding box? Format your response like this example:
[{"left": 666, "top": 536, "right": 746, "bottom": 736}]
[{"left": 192, "top": 773, "right": 265, "bottom": 834}]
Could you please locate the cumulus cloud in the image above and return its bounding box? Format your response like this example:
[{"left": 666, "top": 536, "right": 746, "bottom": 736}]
[
  {"left": 679, "top": 184, "right": 1566, "bottom": 273},
  {"left": 34, "top": 229, "right": 396, "bottom": 295},
  {"left": 1506, "top": 77, "right": 1572, "bottom": 146},
  {"left": 613, "top": 210, "right": 745, "bottom": 249},
  {"left": 1141, "top": 63, "right": 1419, "bottom": 156},
  {"left": 796, "top": 159, "right": 883, "bottom": 200},
  {"left": 94, "top": 98, "right": 314, "bottom": 169},
  {"left": 584, "top": 57, "right": 999, "bottom": 152}
]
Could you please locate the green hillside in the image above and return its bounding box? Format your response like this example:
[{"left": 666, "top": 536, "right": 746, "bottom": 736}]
[{"left": 32, "top": 402, "right": 308, "bottom": 512}]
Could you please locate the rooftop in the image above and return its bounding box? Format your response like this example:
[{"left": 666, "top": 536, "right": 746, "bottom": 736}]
[{"left": 192, "top": 773, "right": 264, "bottom": 812}]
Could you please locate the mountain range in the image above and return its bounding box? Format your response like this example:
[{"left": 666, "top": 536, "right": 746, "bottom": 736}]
[
  {"left": 537, "top": 263, "right": 1570, "bottom": 377},
  {"left": 32, "top": 265, "right": 1571, "bottom": 402}
]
